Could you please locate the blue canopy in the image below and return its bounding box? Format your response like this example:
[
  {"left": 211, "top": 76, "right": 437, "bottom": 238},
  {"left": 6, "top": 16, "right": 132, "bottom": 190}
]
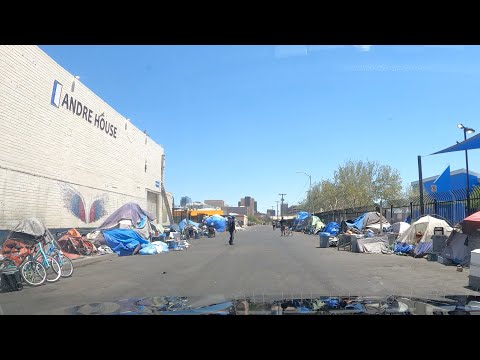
[
  {"left": 204, "top": 215, "right": 226, "bottom": 232},
  {"left": 103, "top": 229, "right": 150, "bottom": 256},
  {"left": 432, "top": 132, "right": 480, "bottom": 155}
]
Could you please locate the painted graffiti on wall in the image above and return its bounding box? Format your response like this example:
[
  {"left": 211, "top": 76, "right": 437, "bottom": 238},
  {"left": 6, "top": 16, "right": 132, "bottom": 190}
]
[{"left": 60, "top": 183, "right": 108, "bottom": 223}]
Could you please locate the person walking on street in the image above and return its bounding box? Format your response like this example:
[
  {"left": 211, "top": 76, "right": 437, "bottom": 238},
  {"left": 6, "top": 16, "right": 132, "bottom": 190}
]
[
  {"left": 227, "top": 215, "right": 236, "bottom": 245},
  {"left": 280, "top": 217, "right": 286, "bottom": 236},
  {"left": 272, "top": 221, "right": 276, "bottom": 231}
]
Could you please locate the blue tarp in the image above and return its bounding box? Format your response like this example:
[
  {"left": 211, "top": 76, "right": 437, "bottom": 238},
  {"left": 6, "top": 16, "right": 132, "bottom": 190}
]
[
  {"left": 323, "top": 222, "right": 340, "bottom": 236},
  {"left": 103, "top": 229, "right": 150, "bottom": 256},
  {"left": 204, "top": 215, "right": 226, "bottom": 232},
  {"left": 136, "top": 215, "right": 147, "bottom": 229},
  {"left": 394, "top": 242, "right": 414, "bottom": 254},
  {"left": 178, "top": 219, "right": 201, "bottom": 232},
  {"left": 414, "top": 242, "right": 433, "bottom": 256},
  {"left": 297, "top": 211, "right": 310, "bottom": 220},
  {"left": 344, "top": 214, "right": 366, "bottom": 231}
]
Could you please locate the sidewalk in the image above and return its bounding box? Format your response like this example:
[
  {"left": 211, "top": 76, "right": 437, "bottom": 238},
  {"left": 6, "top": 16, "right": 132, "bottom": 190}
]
[{"left": 71, "top": 253, "right": 117, "bottom": 268}]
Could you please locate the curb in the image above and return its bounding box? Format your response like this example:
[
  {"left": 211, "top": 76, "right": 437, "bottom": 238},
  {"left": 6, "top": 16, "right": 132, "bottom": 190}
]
[{"left": 71, "top": 253, "right": 117, "bottom": 268}]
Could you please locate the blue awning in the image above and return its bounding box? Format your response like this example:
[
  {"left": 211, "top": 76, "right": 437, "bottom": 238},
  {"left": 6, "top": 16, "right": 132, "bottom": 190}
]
[{"left": 432, "top": 133, "right": 480, "bottom": 155}]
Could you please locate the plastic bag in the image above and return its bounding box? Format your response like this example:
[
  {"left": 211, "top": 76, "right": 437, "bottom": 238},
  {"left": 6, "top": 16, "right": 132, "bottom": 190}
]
[
  {"left": 151, "top": 241, "right": 169, "bottom": 253},
  {"left": 139, "top": 243, "right": 157, "bottom": 255}
]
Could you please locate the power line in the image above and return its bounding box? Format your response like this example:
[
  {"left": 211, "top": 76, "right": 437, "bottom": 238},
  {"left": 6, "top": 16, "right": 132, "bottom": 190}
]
[{"left": 293, "top": 180, "right": 309, "bottom": 204}]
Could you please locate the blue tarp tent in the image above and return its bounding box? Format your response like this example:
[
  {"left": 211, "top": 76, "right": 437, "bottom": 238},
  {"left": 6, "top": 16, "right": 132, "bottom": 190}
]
[
  {"left": 294, "top": 211, "right": 311, "bottom": 231},
  {"left": 178, "top": 219, "right": 201, "bottom": 232},
  {"left": 204, "top": 215, "right": 226, "bottom": 232},
  {"left": 103, "top": 229, "right": 150, "bottom": 256},
  {"left": 323, "top": 222, "right": 340, "bottom": 236}
]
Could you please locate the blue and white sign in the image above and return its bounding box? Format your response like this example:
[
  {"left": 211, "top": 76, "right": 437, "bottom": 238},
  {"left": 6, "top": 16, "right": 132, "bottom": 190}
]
[{"left": 155, "top": 181, "right": 160, "bottom": 188}]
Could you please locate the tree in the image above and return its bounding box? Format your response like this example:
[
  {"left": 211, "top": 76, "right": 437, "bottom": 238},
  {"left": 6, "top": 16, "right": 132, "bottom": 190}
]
[
  {"left": 404, "top": 184, "right": 420, "bottom": 200},
  {"left": 300, "top": 160, "right": 403, "bottom": 213}
]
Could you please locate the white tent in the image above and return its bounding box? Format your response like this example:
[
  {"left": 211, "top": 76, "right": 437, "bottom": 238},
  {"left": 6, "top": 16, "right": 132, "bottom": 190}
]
[
  {"left": 390, "top": 222, "right": 410, "bottom": 235},
  {"left": 397, "top": 215, "right": 452, "bottom": 245}
]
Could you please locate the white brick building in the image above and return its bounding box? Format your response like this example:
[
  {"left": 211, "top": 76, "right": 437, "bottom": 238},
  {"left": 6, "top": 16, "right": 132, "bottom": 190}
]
[{"left": 0, "top": 45, "right": 168, "bottom": 232}]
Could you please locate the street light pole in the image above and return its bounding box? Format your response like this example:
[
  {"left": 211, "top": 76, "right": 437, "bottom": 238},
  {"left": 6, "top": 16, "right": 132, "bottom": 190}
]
[
  {"left": 458, "top": 124, "right": 475, "bottom": 216},
  {"left": 296, "top": 171, "right": 312, "bottom": 215},
  {"left": 279, "top": 194, "right": 286, "bottom": 218},
  {"left": 276, "top": 201, "right": 279, "bottom": 220}
]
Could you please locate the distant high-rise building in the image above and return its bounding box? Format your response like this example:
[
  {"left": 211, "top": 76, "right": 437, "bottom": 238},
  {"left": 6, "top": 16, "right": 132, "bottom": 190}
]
[
  {"left": 267, "top": 209, "right": 275, "bottom": 216},
  {"left": 180, "top": 196, "right": 192, "bottom": 207},
  {"left": 204, "top": 200, "right": 225, "bottom": 209},
  {"left": 238, "top": 196, "right": 257, "bottom": 216}
]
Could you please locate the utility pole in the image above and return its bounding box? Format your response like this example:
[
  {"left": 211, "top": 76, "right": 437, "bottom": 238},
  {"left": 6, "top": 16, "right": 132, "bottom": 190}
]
[
  {"left": 279, "top": 193, "right": 286, "bottom": 218},
  {"left": 276, "top": 201, "right": 280, "bottom": 221},
  {"left": 418, "top": 155, "right": 424, "bottom": 216}
]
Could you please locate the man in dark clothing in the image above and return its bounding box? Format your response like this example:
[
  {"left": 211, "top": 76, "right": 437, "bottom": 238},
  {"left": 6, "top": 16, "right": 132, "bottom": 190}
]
[
  {"left": 280, "top": 217, "right": 286, "bottom": 236},
  {"left": 227, "top": 216, "right": 236, "bottom": 245},
  {"left": 272, "top": 221, "right": 276, "bottom": 231}
]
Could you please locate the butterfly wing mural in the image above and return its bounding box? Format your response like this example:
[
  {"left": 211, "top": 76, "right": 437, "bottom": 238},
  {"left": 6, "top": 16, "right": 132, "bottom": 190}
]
[
  {"left": 60, "top": 183, "right": 87, "bottom": 222},
  {"left": 89, "top": 195, "right": 108, "bottom": 223},
  {"left": 60, "top": 184, "right": 108, "bottom": 223}
]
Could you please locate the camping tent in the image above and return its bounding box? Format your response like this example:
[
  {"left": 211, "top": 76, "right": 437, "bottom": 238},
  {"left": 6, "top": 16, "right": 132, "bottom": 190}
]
[
  {"left": 389, "top": 222, "right": 411, "bottom": 235},
  {"left": 293, "top": 212, "right": 310, "bottom": 231},
  {"left": 97, "top": 202, "right": 155, "bottom": 230},
  {"left": 344, "top": 212, "right": 390, "bottom": 232},
  {"left": 441, "top": 230, "right": 469, "bottom": 265},
  {"left": 311, "top": 216, "right": 326, "bottom": 234},
  {"left": 204, "top": 215, "right": 226, "bottom": 232},
  {"left": 396, "top": 215, "right": 453, "bottom": 245},
  {"left": 462, "top": 211, "right": 480, "bottom": 234}
]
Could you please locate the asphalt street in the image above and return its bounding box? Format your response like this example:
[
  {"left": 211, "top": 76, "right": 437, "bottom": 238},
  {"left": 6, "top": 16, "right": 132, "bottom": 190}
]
[{"left": 1, "top": 225, "right": 477, "bottom": 314}]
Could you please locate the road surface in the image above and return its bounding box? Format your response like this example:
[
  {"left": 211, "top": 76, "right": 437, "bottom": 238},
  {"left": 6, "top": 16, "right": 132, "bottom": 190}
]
[{"left": 0, "top": 225, "right": 477, "bottom": 314}]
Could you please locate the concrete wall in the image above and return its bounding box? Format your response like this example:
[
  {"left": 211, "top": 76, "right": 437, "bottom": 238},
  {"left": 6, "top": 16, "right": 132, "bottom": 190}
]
[{"left": 0, "top": 45, "right": 164, "bottom": 231}]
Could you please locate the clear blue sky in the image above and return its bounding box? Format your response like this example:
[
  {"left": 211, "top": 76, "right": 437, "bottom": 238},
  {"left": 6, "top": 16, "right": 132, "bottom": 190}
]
[{"left": 40, "top": 45, "right": 480, "bottom": 213}]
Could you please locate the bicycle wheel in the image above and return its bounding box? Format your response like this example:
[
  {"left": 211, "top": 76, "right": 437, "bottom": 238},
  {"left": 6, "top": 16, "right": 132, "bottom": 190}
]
[
  {"left": 21, "top": 260, "right": 47, "bottom": 286},
  {"left": 54, "top": 252, "right": 74, "bottom": 277},
  {"left": 45, "top": 256, "right": 62, "bottom": 282}
]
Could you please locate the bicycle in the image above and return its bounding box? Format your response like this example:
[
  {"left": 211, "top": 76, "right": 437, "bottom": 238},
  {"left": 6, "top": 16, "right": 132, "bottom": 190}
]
[
  {"left": 12, "top": 244, "right": 48, "bottom": 286},
  {"left": 44, "top": 236, "right": 74, "bottom": 278},
  {"left": 29, "top": 232, "right": 62, "bottom": 282}
]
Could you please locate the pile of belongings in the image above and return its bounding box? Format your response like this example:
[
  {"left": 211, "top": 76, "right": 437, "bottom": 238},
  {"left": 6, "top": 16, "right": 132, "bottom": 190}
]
[
  {"left": 1, "top": 218, "right": 56, "bottom": 266},
  {"left": 87, "top": 202, "right": 157, "bottom": 256},
  {"left": 179, "top": 219, "right": 200, "bottom": 238},
  {"left": 355, "top": 236, "right": 391, "bottom": 254},
  {"left": 57, "top": 228, "right": 96, "bottom": 259},
  {"left": 138, "top": 241, "right": 171, "bottom": 255},
  {"left": 341, "top": 212, "right": 391, "bottom": 234}
]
